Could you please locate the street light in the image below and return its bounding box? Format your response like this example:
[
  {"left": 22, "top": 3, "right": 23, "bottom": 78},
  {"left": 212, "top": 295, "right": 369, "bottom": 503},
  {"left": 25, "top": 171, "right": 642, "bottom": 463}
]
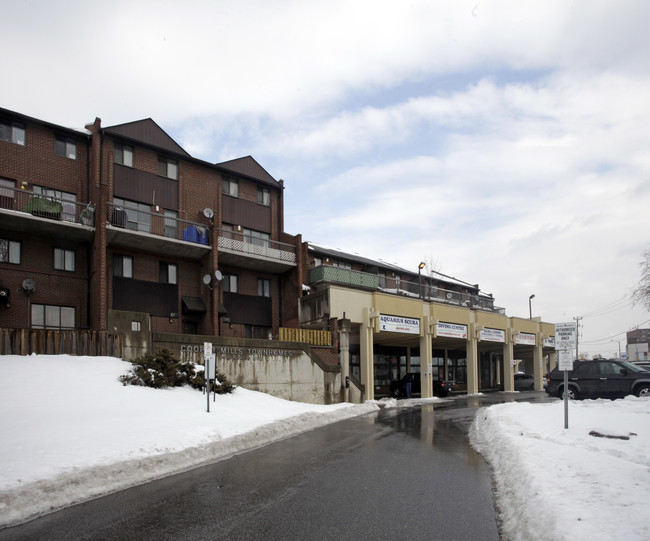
[
  {"left": 611, "top": 339, "right": 621, "bottom": 359},
  {"left": 528, "top": 294, "right": 535, "bottom": 319},
  {"left": 418, "top": 262, "right": 426, "bottom": 299}
]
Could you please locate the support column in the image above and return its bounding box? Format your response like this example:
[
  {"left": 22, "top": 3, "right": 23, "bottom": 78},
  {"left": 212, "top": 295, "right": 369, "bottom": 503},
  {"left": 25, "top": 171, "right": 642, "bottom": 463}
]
[
  {"left": 339, "top": 318, "right": 351, "bottom": 402},
  {"left": 503, "top": 331, "right": 515, "bottom": 391},
  {"left": 533, "top": 341, "right": 544, "bottom": 391},
  {"left": 361, "top": 307, "right": 376, "bottom": 401},
  {"left": 466, "top": 323, "right": 479, "bottom": 395},
  {"left": 420, "top": 315, "right": 433, "bottom": 398}
]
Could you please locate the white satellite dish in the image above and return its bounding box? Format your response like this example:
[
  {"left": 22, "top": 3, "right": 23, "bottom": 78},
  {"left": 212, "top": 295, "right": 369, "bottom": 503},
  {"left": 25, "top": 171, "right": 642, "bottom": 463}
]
[
  {"left": 214, "top": 270, "right": 223, "bottom": 281},
  {"left": 203, "top": 208, "right": 214, "bottom": 219},
  {"left": 22, "top": 278, "right": 35, "bottom": 292},
  {"left": 202, "top": 274, "right": 212, "bottom": 285}
]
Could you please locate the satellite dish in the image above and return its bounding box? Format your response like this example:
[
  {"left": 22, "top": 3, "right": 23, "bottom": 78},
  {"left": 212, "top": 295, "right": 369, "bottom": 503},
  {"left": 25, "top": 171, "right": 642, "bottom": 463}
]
[
  {"left": 214, "top": 270, "right": 223, "bottom": 281},
  {"left": 202, "top": 274, "right": 212, "bottom": 285},
  {"left": 446, "top": 293, "right": 453, "bottom": 300},
  {"left": 203, "top": 208, "right": 214, "bottom": 219},
  {"left": 22, "top": 279, "right": 35, "bottom": 292}
]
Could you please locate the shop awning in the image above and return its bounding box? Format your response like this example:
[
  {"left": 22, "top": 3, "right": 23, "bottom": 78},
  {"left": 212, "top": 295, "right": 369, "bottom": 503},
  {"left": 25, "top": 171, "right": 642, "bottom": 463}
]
[{"left": 181, "top": 296, "right": 207, "bottom": 314}]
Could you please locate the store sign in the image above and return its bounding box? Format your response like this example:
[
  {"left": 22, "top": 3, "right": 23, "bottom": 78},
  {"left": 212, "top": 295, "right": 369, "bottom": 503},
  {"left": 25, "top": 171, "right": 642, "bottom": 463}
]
[
  {"left": 516, "top": 333, "right": 536, "bottom": 346},
  {"left": 437, "top": 322, "right": 468, "bottom": 339},
  {"left": 480, "top": 328, "right": 505, "bottom": 343},
  {"left": 544, "top": 336, "right": 555, "bottom": 348},
  {"left": 379, "top": 314, "right": 420, "bottom": 335}
]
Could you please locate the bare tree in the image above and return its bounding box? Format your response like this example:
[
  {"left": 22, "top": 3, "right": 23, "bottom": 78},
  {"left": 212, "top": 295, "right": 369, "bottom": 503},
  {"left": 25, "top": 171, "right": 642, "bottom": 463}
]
[{"left": 632, "top": 249, "right": 650, "bottom": 310}]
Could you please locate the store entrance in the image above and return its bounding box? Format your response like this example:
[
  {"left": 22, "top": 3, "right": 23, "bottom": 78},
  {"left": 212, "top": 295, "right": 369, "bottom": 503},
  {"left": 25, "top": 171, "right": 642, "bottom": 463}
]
[{"left": 372, "top": 345, "right": 420, "bottom": 397}]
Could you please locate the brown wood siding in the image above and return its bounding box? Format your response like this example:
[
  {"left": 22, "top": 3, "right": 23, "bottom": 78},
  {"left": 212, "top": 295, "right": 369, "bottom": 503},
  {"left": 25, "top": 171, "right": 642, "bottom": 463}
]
[
  {"left": 113, "top": 164, "right": 179, "bottom": 209},
  {"left": 113, "top": 277, "right": 178, "bottom": 316},
  {"left": 223, "top": 292, "right": 271, "bottom": 326},
  {"left": 222, "top": 195, "right": 271, "bottom": 234}
]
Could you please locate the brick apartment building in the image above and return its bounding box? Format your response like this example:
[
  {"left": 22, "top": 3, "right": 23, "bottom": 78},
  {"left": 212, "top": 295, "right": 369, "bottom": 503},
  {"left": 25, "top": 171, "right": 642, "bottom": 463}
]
[
  {"left": 0, "top": 107, "right": 303, "bottom": 348},
  {"left": 1, "top": 106, "right": 557, "bottom": 402}
]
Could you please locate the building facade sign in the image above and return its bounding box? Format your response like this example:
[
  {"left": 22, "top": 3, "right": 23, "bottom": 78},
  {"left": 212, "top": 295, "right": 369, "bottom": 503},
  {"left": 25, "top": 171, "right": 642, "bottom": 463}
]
[
  {"left": 515, "top": 333, "right": 536, "bottom": 346},
  {"left": 379, "top": 314, "right": 420, "bottom": 335},
  {"left": 437, "top": 322, "right": 468, "bottom": 339},
  {"left": 480, "top": 328, "right": 505, "bottom": 343}
]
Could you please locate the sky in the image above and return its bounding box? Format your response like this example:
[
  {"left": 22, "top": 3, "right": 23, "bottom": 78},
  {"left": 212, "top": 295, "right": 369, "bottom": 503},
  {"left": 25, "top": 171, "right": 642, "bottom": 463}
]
[
  {"left": 2, "top": 1, "right": 649, "bottom": 356},
  {"left": 1, "top": 355, "right": 649, "bottom": 540}
]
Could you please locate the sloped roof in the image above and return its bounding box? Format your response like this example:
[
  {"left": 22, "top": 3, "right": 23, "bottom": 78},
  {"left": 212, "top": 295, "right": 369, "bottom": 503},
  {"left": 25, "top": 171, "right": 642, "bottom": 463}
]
[
  {"left": 217, "top": 156, "right": 280, "bottom": 187},
  {"left": 103, "top": 119, "right": 190, "bottom": 157}
]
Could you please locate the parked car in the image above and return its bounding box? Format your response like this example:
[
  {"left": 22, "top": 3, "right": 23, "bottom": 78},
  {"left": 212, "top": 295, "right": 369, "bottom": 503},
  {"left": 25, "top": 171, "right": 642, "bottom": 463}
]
[
  {"left": 546, "top": 359, "right": 650, "bottom": 400},
  {"left": 390, "top": 373, "right": 456, "bottom": 398},
  {"left": 513, "top": 373, "right": 535, "bottom": 391}
]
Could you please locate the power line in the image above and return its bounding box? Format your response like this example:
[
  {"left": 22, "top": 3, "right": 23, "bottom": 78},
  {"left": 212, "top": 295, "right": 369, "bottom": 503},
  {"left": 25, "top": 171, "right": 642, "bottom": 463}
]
[{"left": 580, "top": 293, "right": 634, "bottom": 318}]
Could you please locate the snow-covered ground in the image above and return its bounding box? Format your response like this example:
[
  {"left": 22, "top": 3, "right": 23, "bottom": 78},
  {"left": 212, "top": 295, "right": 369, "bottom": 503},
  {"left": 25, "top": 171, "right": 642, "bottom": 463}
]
[{"left": 1, "top": 354, "right": 649, "bottom": 540}]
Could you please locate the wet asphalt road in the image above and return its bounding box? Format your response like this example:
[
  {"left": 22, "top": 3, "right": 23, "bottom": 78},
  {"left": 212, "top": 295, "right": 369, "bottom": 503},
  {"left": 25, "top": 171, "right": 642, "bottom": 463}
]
[{"left": 0, "top": 391, "right": 555, "bottom": 541}]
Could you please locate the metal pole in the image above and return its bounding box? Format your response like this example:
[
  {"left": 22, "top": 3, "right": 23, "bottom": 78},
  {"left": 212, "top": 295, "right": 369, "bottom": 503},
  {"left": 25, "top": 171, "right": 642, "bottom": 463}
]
[{"left": 563, "top": 369, "right": 569, "bottom": 429}]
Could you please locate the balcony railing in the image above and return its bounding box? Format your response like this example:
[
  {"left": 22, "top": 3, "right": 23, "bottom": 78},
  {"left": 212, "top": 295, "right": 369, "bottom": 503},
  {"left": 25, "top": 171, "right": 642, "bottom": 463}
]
[
  {"left": 217, "top": 228, "right": 296, "bottom": 264},
  {"left": 107, "top": 202, "right": 210, "bottom": 246},
  {"left": 0, "top": 185, "right": 96, "bottom": 226},
  {"left": 309, "top": 265, "right": 505, "bottom": 314}
]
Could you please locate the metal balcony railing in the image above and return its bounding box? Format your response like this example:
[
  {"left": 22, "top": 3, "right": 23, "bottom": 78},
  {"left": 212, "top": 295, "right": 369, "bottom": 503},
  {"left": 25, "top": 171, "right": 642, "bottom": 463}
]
[
  {"left": 107, "top": 202, "right": 210, "bottom": 246},
  {"left": 0, "top": 185, "right": 96, "bottom": 226},
  {"left": 217, "top": 228, "right": 296, "bottom": 264},
  {"left": 309, "top": 265, "right": 505, "bottom": 314}
]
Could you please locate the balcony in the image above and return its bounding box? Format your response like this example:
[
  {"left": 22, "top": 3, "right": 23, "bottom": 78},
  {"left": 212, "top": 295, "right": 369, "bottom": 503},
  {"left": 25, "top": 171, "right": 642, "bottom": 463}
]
[
  {"left": 217, "top": 228, "right": 296, "bottom": 273},
  {"left": 308, "top": 265, "right": 505, "bottom": 314},
  {"left": 0, "top": 186, "right": 95, "bottom": 243},
  {"left": 106, "top": 202, "right": 211, "bottom": 260}
]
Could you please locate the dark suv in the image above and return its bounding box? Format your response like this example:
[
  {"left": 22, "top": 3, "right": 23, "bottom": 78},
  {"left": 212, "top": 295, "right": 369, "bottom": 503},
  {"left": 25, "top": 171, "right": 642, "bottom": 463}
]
[{"left": 546, "top": 359, "right": 650, "bottom": 400}]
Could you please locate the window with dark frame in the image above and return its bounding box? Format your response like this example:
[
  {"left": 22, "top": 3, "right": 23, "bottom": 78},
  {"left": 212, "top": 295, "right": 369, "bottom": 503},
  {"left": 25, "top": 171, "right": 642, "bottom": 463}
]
[
  {"left": 55, "top": 135, "right": 76, "bottom": 160},
  {"left": 0, "top": 238, "right": 20, "bottom": 264},
  {"left": 113, "top": 254, "right": 133, "bottom": 278},
  {"left": 31, "top": 304, "right": 75, "bottom": 330},
  {"left": 223, "top": 274, "right": 238, "bottom": 293},
  {"left": 159, "top": 262, "right": 177, "bottom": 284},
  {"left": 114, "top": 143, "right": 134, "bottom": 167},
  {"left": 157, "top": 156, "right": 178, "bottom": 180},
  {"left": 222, "top": 178, "right": 238, "bottom": 197},
  {"left": 257, "top": 187, "right": 270, "bottom": 206},
  {"left": 257, "top": 278, "right": 270, "bottom": 297},
  {"left": 54, "top": 247, "right": 75, "bottom": 272},
  {"left": 0, "top": 119, "right": 25, "bottom": 145}
]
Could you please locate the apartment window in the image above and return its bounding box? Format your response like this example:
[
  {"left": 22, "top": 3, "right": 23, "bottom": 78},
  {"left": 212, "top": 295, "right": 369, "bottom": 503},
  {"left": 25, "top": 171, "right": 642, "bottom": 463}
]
[
  {"left": 0, "top": 119, "right": 25, "bottom": 145},
  {"left": 0, "top": 238, "right": 20, "bottom": 264},
  {"left": 378, "top": 271, "right": 386, "bottom": 289},
  {"left": 257, "top": 187, "right": 270, "bottom": 206},
  {"left": 54, "top": 248, "right": 75, "bottom": 272},
  {"left": 333, "top": 260, "right": 352, "bottom": 270},
  {"left": 157, "top": 156, "right": 178, "bottom": 180},
  {"left": 114, "top": 143, "right": 134, "bottom": 167},
  {"left": 223, "top": 274, "right": 238, "bottom": 293},
  {"left": 257, "top": 279, "right": 271, "bottom": 297},
  {"left": 31, "top": 304, "right": 75, "bottom": 329},
  {"left": 55, "top": 135, "right": 76, "bottom": 160},
  {"left": 113, "top": 254, "right": 133, "bottom": 278},
  {"left": 163, "top": 209, "right": 178, "bottom": 239},
  {"left": 131, "top": 321, "right": 141, "bottom": 332},
  {"left": 33, "top": 186, "right": 77, "bottom": 222},
  {"left": 159, "top": 262, "right": 177, "bottom": 284},
  {"left": 222, "top": 178, "right": 238, "bottom": 197},
  {"left": 243, "top": 228, "right": 270, "bottom": 248},
  {"left": 113, "top": 197, "right": 151, "bottom": 232},
  {"left": 0, "top": 178, "right": 15, "bottom": 210}
]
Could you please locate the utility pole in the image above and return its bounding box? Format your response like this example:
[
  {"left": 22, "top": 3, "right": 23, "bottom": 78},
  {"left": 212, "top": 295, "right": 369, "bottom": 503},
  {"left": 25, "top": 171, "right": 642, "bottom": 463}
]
[{"left": 573, "top": 316, "right": 583, "bottom": 360}]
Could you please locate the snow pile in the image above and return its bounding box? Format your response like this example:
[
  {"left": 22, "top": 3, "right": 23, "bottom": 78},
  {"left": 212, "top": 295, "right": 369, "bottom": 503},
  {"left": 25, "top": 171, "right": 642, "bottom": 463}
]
[
  {"left": 0, "top": 355, "right": 378, "bottom": 527},
  {"left": 470, "top": 399, "right": 650, "bottom": 541}
]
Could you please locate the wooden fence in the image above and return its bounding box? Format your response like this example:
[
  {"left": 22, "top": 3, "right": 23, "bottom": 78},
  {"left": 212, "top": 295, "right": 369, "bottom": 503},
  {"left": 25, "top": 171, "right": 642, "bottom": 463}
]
[
  {"left": 278, "top": 327, "right": 332, "bottom": 347},
  {"left": 0, "top": 328, "right": 122, "bottom": 357}
]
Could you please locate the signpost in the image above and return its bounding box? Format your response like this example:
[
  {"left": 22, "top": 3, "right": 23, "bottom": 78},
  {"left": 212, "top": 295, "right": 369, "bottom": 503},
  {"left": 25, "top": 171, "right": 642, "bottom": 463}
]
[
  {"left": 555, "top": 322, "right": 577, "bottom": 429},
  {"left": 204, "top": 342, "right": 214, "bottom": 412}
]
